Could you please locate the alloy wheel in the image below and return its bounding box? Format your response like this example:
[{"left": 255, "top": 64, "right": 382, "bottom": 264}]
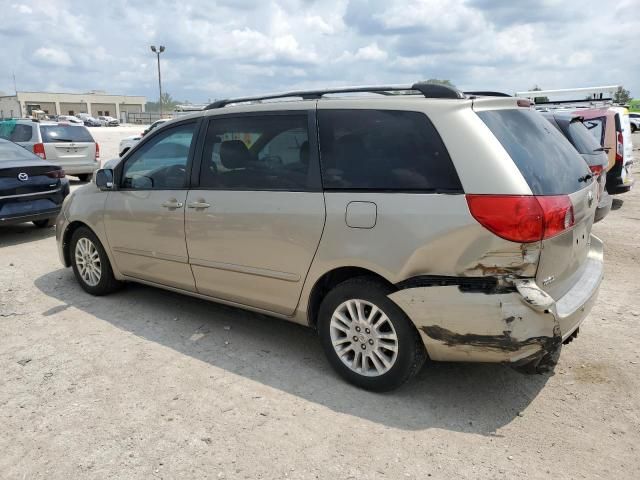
[{"left": 74, "top": 237, "right": 102, "bottom": 286}]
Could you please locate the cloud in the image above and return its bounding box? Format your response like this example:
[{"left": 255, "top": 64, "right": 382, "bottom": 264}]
[
  {"left": 33, "top": 47, "right": 73, "bottom": 67},
  {"left": 0, "top": 0, "right": 637, "bottom": 102}
]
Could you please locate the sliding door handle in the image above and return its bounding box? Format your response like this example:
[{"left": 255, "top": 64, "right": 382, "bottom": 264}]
[
  {"left": 161, "top": 199, "right": 184, "bottom": 209},
  {"left": 187, "top": 201, "right": 211, "bottom": 209}
]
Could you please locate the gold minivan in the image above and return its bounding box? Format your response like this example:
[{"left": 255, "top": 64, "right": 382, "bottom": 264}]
[{"left": 56, "top": 84, "right": 603, "bottom": 391}]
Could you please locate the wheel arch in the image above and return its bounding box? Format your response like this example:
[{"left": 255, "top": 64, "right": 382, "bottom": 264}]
[
  {"left": 61, "top": 220, "right": 98, "bottom": 267},
  {"left": 306, "top": 266, "right": 396, "bottom": 329}
]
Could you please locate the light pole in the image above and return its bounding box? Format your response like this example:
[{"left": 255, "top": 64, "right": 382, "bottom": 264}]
[{"left": 150, "top": 45, "right": 165, "bottom": 117}]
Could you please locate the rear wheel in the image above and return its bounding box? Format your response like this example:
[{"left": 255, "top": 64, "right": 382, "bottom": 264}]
[
  {"left": 77, "top": 174, "right": 91, "bottom": 182},
  {"left": 33, "top": 218, "right": 54, "bottom": 228},
  {"left": 318, "top": 277, "right": 426, "bottom": 391},
  {"left": 70, "top": 227, "right": 122, "bottom": 295}
]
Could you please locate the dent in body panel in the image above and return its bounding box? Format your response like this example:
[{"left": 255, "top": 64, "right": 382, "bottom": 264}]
[{"left": 388, "top": 285, "right": 561, "bottom": 365}]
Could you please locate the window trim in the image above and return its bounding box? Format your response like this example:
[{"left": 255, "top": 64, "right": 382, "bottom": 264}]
[
  {"left": 114, "top": 118, "right": 202, "bottom": 191},
  {"left": 317, "top": 108, "right": 463, "bottom": 194},
  {"left": 190, "top": 110, "right": 322, "bottom": 192}
]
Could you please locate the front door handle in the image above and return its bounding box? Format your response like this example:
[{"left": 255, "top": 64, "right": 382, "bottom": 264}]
[
  {"left": 161, "top": 199, "right": 184, "bottom": 209},
  {"left": 187, "top": 201, "right": 211, "bottom": 209}
]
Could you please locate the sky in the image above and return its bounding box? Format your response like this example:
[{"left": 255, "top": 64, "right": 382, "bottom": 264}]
[{"left": 0, "top": 0, "right": 638, "bottom": 103}]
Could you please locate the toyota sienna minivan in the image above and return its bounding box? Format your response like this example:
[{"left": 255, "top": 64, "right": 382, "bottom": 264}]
[{"left": 56, "top": 84, "right": 604, "bottom": 391}]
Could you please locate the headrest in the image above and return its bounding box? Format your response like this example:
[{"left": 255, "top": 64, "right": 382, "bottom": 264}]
[
  {"left": 299, "top": 140, "right": 309, "bottom": 165},
  {"left": 220, "top": 140, "right": 250, "bottom": 169}
]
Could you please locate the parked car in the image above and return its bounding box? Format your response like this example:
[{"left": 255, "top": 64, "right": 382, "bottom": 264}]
[
  {"left": 542, "top": 112, "right": 611, "bottom": 222},
  {"left": 56, "top": 84, "right": 603, "bottom": 391},
  {"left": 578, "top": 108, "right": 634, "bottom": 194},
  {"left": 76, "top": 113, "right": 105, "bottom": 127},
  {"left": 57, "top": 115, "right": 84, "bottom": 125},
  {"left": 98, "top": 116, "right": 119, "bottom": 127},
  {"left": 609, "top": 106, "right": 634, "bottom": 161},
  {"left": 0, "top": 138, "right": 69, "bottom": 228},
  {"left": 629, "top": 112, "right": 640, "bottom": 133},
  {"left": 118, "top": 119, "right": 169, "bottom": 156},
  {"left": 0, "top": 119, "right": 100, "bottom": 182}
]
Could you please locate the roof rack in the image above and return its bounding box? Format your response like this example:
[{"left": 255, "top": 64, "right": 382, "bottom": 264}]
[
  {"left": 464, "top": 91, "right": 512, "bottom": 97},
  {"left": 205, "top": 82, "right": 465, "bottom": 109}
]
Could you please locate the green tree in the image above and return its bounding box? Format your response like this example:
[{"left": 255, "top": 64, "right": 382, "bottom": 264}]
[
  {"left": 613, "top": 86, "right": 631, "bottom": 104},
  {"left": 530, "top": 85, "right": 549, "bottom": 103},
  {"left": 146, "top": 92, "right": 180, "bottom": 112},
  {"left": 418, "top": 79, "right": 456, "bottom": 88}
]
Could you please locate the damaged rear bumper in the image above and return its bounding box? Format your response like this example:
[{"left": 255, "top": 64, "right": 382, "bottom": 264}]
[{"left": 388, "top": 236, "right": 604, "bottom": 365}]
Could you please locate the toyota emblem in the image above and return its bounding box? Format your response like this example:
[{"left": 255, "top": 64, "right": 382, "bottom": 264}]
[
  {"left": 587, "top": 190, "right": 594, "bottom": 208},
  {"left": 17, "top": 172, "right": 29, "bottom": 181}
]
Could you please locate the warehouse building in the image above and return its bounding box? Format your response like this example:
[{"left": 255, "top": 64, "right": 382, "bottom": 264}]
[{"left": 0, "top": 90, "right": 146, "bottom": 121}]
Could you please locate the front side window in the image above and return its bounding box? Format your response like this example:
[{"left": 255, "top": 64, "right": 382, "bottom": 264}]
[
  {"left": 121, "top": 122, "right": 196, "bottom": 190},
  {"left": 318, "top": 109, "right": 461, "bottom": 192},
  {"left": 199, "top": 114, "right": 311, "bottom": 190}
]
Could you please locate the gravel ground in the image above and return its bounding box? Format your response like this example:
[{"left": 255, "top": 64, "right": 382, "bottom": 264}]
[{"left": 0, "top": 134, "right": 639, "bottom": 479}]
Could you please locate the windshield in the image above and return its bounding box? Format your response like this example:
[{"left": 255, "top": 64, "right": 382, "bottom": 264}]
[
  {"left": 40, "top": 125, "right": 94, "bottom": 143},
  {"left": 477, "top": 109, "right": 592, "bottom": 195},
  {"left": 0, "top": 140, "right": 38, "bottom": 163}
]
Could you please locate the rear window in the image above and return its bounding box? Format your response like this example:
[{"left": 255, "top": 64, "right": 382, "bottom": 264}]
[
  {"left": 0, "top": 122, "right": 33, "bottom": 142},
  {"left": 582, "top": 117, "right": 605, "bottom": 146},
  {"left": 0, "top": 140, "right": 37, "bottom": 162},
  {"left": 563, "top": 120, "right": 602, "bottom": 155},
  {"left": 40, "top": 125, "right": 94, "bottom": 143},
  {"left": 318, "top": 110, "right": 462, "bottom": 192},
  {"left": 477, "top": 109, "right": 592, "bottom": 195}
]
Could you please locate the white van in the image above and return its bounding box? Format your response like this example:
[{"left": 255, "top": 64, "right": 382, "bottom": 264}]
[{"left": 609, "top": 106, "right": 634, "bottom": 162}]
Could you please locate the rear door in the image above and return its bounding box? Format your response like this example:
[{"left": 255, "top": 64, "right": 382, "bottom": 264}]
[
  {"left": 477, "top": 108, "right": 598, "bottom": 300},
  {"left": 40, "top": 124, "right": 96, "bottom": 168},
  {"left": 185, "top": 110, "right": 325, "bottom": 315}
]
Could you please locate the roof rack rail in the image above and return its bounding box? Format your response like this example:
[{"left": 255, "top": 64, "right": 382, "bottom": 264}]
[
  {"left": 464, "top": 91, "right": 512, "bottom": 97},
  {"left": 205, "top": 82, "right": 465, "bottom": 109},
  {"left": 532, "top": 98, "right": 612, "bottom": 105}
]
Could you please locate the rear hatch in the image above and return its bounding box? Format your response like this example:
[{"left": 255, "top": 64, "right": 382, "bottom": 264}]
[
  {"left": 476, "top": 107, "right": 598, "bottom": 300},
  {"left": 41, "top": 124, "right": 97, "bottom": 167}
]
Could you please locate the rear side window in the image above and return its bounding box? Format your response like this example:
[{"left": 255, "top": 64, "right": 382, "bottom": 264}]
[
  {"left": 563, "top": 120, "right": 602, "bottom": 155},
  {"left": 40, "top": 125, "right": 94, "bottom": 143},
  {"left": 199, "top": 114, "right": 312, "bottom": 191},
  {"left": 318, "top": 110, "right": 462, "bottom": 192},
  {"left": 0, "top": 122, "right": 33, "bottom": 142},
  {"left": 477, "top": 109, "right": 591, "bottom": 195}
]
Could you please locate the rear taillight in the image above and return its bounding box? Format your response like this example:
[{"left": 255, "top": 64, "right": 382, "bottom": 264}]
[
  {"left": 95, "top": 142, "right": 100, "bottom": 161},
  {"left": 616, "top": 131, "right": 624, "bottom": 164},
  {"left": 589, "top": 165, "right": 604, "bottom": 176},
  {"left": 466, "top": 195, "right": 575, "bottom": 243},
  {"left": 33, "top": 143, "right": 46, "bottom": 159},
  {"left": 45, "top": 169, "right": 66, "bottom": 179}
]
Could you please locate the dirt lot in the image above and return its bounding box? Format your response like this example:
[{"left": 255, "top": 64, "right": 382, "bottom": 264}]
[{"left": 1, "top": 133, "right": 639, "bottom": 479}]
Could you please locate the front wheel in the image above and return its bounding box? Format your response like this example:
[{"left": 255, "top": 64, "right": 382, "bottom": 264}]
[
  {"left": 76, "top": 174, "right": 91, "bottom": 182},
  {"left": 318, "top": 277, "right": 426, "bottom": 392},
  {"left": 70, "top": 227, "right": 122, "bottom": 295}
]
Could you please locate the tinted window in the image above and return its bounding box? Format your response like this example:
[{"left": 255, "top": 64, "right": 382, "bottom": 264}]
[
  {"left": 0, "top": 140, "right": 37, "bottom": 162},
  {"left": 478, "top": 109, "right": 592, "bottom": 195},
  {"left": 563, "top": 120, "right": 602, "bottom": 154},
  {"left": 0, "top": 122, "right": 33, "bottom": 142},
  {"left": 318, "top": 110, "right": 461, "bottom": 192},
  {"left": 40, "top": 125, "right": 94, "bottom": 143},
  {"left": 122, "top": 123, "right": 195, "bottom": 189},
  {"left": 199, "top": 114, "right": 311, "bottom": 190},
  {"left": 582, "top": 117, "right": 605, "bottom": 146}
]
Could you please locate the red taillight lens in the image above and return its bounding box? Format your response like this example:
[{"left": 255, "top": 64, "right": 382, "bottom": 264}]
[
  {"left": 589, "top": 165, "right": 604, "bottom": 176},
  {"left": 616, "top": 131, "right": 624, "bottom": 164},
  {"left": 33, "top": 143, "right": 46, "bottom": 159},
  {"left": 95, "top": 142, "right": 100, "bottom": 160},
  {"left": 45, "top": 169, "right": 66, "bottom": 179},
  {"left": 466, "top": 195, "right": 574, "bottom": 243}
]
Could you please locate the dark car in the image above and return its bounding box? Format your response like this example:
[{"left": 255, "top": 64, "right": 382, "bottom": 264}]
[
  {"left": 542, "top": 111, "right": 612, "bottom": 223},
  {"left": 0, "top": 138, "right": 70, "bottom": 228}
]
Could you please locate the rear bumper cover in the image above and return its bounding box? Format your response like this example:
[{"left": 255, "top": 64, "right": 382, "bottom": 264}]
[{"left": 389, "top": 235, "right": 604, "bottom": 365}]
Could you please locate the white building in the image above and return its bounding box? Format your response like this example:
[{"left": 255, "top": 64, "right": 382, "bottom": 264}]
[{"left": 0, "top": 90, "right": 146, "bottom": 120}]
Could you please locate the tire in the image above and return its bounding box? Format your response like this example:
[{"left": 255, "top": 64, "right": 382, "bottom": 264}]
[
  {"left": 318, "top": 277, "right": 427, "bottom": 392},
  {"left": 70, "top": 226, "right": 122, "bottom": 295},
  {"left": 33, "top": 218, "right": 54, "bottom": 228},
  {"left": 77, "top": 174, "right": 91, "bottom": 182}
]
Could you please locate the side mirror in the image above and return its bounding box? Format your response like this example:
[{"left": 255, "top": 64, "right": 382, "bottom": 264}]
[{"left": 95, "top": 168, "right": 114, "bottom": 190}]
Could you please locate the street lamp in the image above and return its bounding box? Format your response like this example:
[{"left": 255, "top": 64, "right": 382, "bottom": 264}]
[{"left": 150, "top": 45, "right": 165, "bottom": 117}]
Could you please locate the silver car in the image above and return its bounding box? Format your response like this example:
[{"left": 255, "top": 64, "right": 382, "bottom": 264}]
[
  {"left": 0, "top": 119, "right": 99, "bottom": 181},
  {"left": 55, "top": 83, "right": 603, "bottom": 391}
]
